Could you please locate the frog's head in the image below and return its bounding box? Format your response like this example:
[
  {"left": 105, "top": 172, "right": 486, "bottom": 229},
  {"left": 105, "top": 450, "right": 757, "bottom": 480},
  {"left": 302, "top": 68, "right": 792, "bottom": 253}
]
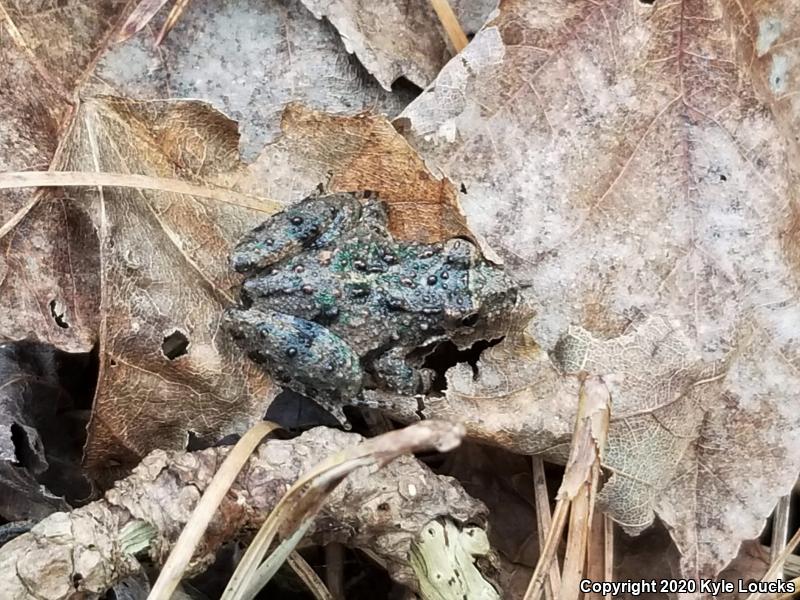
[{"left": 441, "top": 239, "right": 520, "bottom": 335}]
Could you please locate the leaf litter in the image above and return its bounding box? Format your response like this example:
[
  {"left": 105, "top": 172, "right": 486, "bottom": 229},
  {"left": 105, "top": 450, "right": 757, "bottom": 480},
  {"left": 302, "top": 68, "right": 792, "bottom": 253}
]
[
  {"left": 0, "top": 0, "right": 798, "bottom": 597},
  {"left": 89, "top": 0, "right": 417, "bottom": 159},
  {"left": 398, "top": 0, "right": 800, "bottom": 582}
]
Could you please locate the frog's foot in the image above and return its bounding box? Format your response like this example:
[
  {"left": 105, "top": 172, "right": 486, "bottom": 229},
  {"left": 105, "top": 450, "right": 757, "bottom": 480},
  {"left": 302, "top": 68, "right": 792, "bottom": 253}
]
[
  {"left": 371, "top": 347, "right": 435, "bottom": 396},
  {"left": 230, "top": 193, "right": 362, "bottom": 274}
]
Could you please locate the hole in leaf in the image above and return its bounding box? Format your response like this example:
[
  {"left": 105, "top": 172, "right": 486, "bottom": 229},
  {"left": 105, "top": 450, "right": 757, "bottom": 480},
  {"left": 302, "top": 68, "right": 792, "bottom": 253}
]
[
  {"left": 49, "top": 300, "right": 69, "bottom": 329},
  {"left": 162, "top": 330, "right": 190, "bottom": 360},
  {"left": 422, "top": 338, "right": 504, "bottom": 390}
]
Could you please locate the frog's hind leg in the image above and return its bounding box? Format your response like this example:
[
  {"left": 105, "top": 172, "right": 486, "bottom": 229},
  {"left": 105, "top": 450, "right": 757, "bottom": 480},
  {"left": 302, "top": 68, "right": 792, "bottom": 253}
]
[
  {"left": 371, "top": 347, "right": 434, "bottom": 395},
  {"left": 223, "top": 307, "right": 363, "bottom": 429}
]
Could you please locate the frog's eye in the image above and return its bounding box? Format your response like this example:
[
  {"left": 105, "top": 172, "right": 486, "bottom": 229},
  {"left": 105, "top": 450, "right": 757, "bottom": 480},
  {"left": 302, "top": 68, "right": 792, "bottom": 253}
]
[{"left": 460, "top": 312, "right": 480, "bottom": 327}]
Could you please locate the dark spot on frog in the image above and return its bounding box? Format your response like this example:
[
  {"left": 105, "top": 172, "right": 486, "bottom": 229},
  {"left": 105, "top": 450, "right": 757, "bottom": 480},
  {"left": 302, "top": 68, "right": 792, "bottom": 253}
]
[
  {"left": 387, "top": 297, "right": 405, "bottom": 311},
  {"left": 318, "top": 305, "right": 340, "bottom": 324},
  {"left": 350, "top": 283, "right": 371, "bottom": 298}
]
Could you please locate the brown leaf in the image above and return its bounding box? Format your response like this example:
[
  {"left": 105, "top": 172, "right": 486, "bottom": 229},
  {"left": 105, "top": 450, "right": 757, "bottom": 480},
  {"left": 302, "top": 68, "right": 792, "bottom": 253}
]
[
  {"left": 419, "top": 331, "right": 579, "bottom": 454},
  {"left": 448, "top": 0, "right": 499, "bottom": 36},
  {"left": 398, "top": 0, "right": 800, "bottom": 579},
  {"left": 247, "top": 103, "right": 471, "bottom": 243},
  {"left": 297, "top": 0, "right": 500, "bottom": 90},
  {"left": 55, "top": 97, "right": 275, "bottom": 473},
  {"left": 0, "top": 1, "right": 128, "bottom": 350},
  {"left": 91, "top": 0, "right": 414, "bottom": 160},
  {"left": 0, "top": 194, "right": 100, "bottom": 352},
  {"left": 298, "top": 0, "right": 452, "bottom": 90}
]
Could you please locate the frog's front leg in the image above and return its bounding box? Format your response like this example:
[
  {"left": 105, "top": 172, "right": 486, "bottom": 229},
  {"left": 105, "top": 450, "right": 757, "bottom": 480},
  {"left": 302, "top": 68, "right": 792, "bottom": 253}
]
[
  {"left": 370, "top": 347, "right": 434, "bottom": 396},
  {"left": 230, "top": 193, "right": 362, "bottom": 274},
  {"left": 222, "top": 307, "right": 363, "bottom": 428}
]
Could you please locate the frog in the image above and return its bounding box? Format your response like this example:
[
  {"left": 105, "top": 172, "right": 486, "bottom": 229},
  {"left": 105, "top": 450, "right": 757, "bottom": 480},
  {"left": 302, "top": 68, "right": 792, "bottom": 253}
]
[{"left": 222, "top": 192, "right": 519, "bottom": 427}]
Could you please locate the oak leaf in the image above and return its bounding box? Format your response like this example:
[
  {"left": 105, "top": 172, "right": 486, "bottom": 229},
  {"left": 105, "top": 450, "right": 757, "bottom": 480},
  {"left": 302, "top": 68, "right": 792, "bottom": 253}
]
[
  {"left": 298, "top": 0, "right": 454, "bottom": 90},
  {"left": 398, "top": 0, "right": 800, "bottom": 579},
  {"left": 298, "top": 0, "right": 500, "bottom": 90},
  {"left": 0, "top": 1, "right": 128, "bottom": 350}
]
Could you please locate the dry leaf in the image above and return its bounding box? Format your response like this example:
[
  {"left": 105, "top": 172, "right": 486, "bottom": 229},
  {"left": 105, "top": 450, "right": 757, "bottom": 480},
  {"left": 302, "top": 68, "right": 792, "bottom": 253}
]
[
  {"left": 397, "top": 0, "right": 800, "bottom": 579},
  {"left": 449, "top": 0, "right": 499, "bottom": 36},
  {"left": 92, "top": 0, "right": 415, "bottom": 159},
  {"left": 298, "top": 0, "right": 452, "bottom": 90},
  {"left": 716, "top": 541, "right": 771, "bottom": 600},
  {"left": 298, "top": 0, "right": 501, "bottom": 90},
  {"left": 749, "top": 2, "right": 800, "bottom": 146},
  {"left": 0, "top": 2, "right": 128, "bottom": 350},
  {"left": 418, "top": 331, "right": 578, "bottom": 454},
  {"left": 428, "top": 312, "right": 791, "bottom": 582},
  {"left": 247, "top": 103, "right": 471, "bottom": 243},
  {"left": 54, "top": 97, "right": 275, "bottom": 473}
]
